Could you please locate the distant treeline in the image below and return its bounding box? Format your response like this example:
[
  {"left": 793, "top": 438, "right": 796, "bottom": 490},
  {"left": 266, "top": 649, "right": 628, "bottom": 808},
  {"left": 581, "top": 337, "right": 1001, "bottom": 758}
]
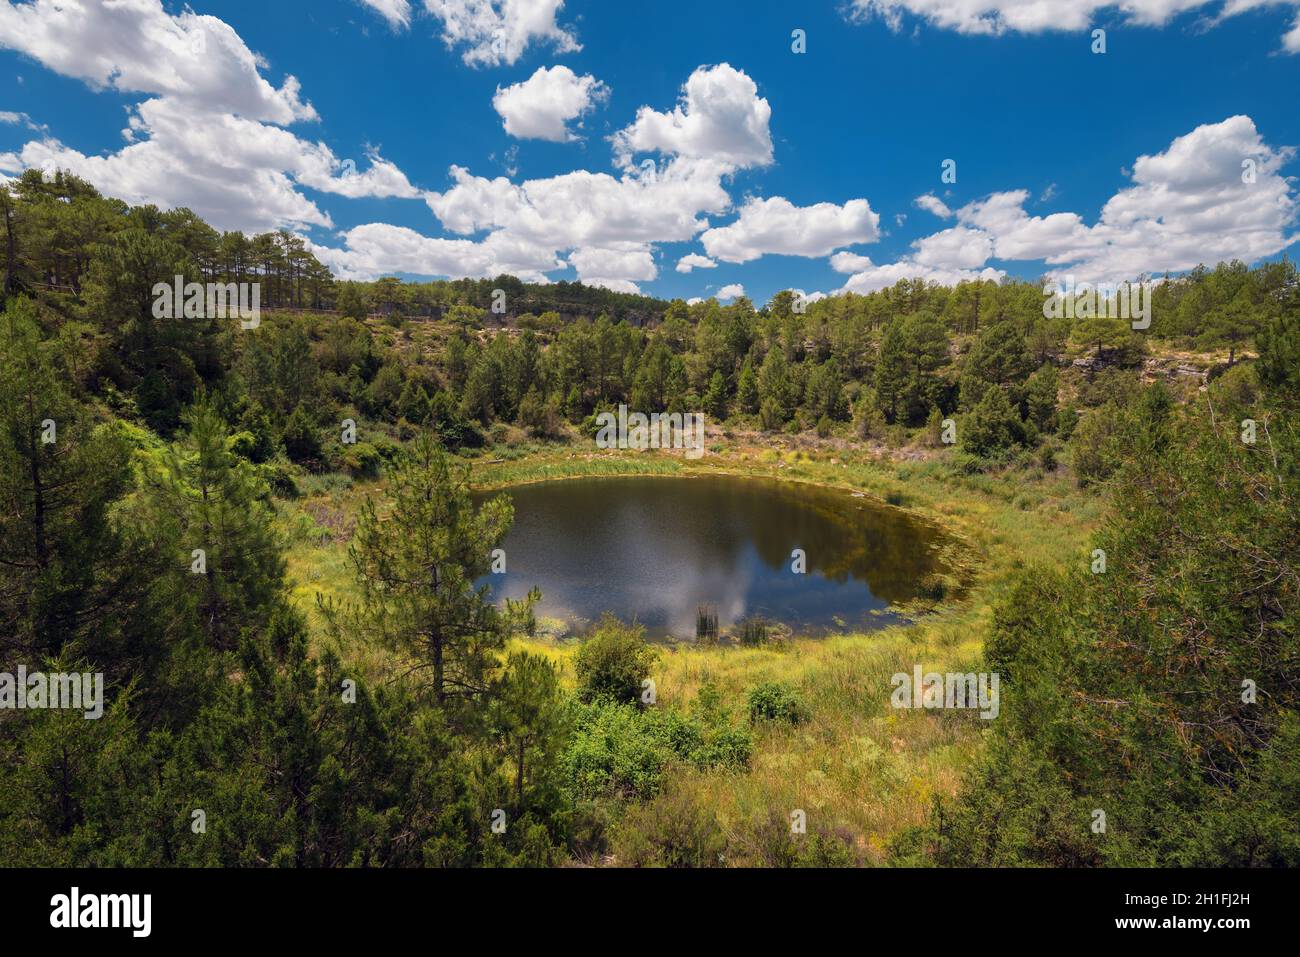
[{"left": 0, "top": 168, "right": 665, "bottom": 321}]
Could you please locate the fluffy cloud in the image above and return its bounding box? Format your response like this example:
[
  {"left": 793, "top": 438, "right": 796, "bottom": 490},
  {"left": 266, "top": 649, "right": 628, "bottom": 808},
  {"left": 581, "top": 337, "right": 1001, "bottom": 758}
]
[
  {"left": 715, "top": 283, "right": 745, "bottom": 301},
  {"left": 0, "top": 1, "right": 425, "bottom": 233},
  {"left": 322, "top": 149, "right": 736, "bottom": 282},
  {"left": 492, "top": 65, "right": 608, "bottom": 142},
  {"left": 700, "top": 196, "right": 880, "bottom": 264},
  {"left": 913, "top": 193, "right": 953, "bottom": 218},
  {"left": 322, "top": 66, "right": 779, "bottom": 284},
  {"left": 955, "top": 190, "right": 1097, "bottom": 263},
  {"left": 358, "top": 0, "right": 413, "bottom": 30},
  {"left": 910, "top": 225, "right": 994, "bottom": 269},
  {"left": 612, "top": 64, "right": 773, "bottom": 170},
  {"left": 961, "top": 115, "right": 1297, "bottom": 282},
  {"left": 568, "top": 244, "right": 657, "bottom": 291},
  {"left": 839, "top": 256, "right": 1004, "bottom": 293},
  {"left": 848, "top": 1, "right": 1300, "bottom": 53},
  {"left": 426, "top": 159, "right": 731, "bottom": 248},
  {"left": 835, "top": 115, "right": 1298, "bottom": 293},
  {"left": 676, "top": 253, "right": 717, "bottom": 273},
  {"left": 424, "top": 0, "right": 580, "bottom": 66},
  {"left": 0, "top": 0, "right": 315, "bottom": 123},
  {"left": 11, "top": 96, "right": 421, "bottom": 232},
  {"left": 309, "top": 222, "right": 561, "bottom": 282},
  {"left": 830, "top": 251, "right": 874, "bottom": 273}
]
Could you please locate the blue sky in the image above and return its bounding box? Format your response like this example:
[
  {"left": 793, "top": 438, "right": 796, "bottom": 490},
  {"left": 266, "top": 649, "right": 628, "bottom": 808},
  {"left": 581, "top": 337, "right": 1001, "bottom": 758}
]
[{"left": 2, "top": 0, "right": 1298, "bottom": 305}]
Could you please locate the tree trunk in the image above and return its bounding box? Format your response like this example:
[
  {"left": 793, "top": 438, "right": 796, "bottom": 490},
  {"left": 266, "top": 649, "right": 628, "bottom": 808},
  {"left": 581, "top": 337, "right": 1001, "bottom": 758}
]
[
  {"left": 516, "top": 739, "right": 526, "bottom": 809},
  {"left": 2, "top": 195, "right": 15, "bottom": 296},
  {"left": 28, "top": 420, "right": 47, "bottom": 571}
]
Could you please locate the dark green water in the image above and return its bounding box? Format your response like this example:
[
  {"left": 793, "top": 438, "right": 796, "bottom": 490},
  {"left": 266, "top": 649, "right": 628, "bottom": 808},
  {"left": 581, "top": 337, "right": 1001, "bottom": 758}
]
[{"left": 478, "top": 474, "right": 952, "bottom": 641}]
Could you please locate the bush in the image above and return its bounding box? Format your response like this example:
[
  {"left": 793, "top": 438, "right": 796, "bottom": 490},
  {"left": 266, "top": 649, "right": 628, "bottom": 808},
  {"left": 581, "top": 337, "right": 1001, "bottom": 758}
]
[
  {"left": 960, "top": 386, "right": 1024, "bottom": 459},
  {"left": 854, "top": 390, "right": 887, "bottom": 440},
  {"left": 759, "top": 397, "right": 785, "bottom": 432},
  {"left": 564, "top": 695, "right": 752, "bottom": 802},
  {"left": 611, "top": 783, "right": 728, "bottom": 867},
  {"left": 282, "top": 404, "right": 322, "bottom": 464},
  {"left": 564, "top": 701, "right": 671, "bottom": 801},
  {"left": 337, "top": 440, "right": 381, "bottom": 477},
  {"left": 517, "top": 386, "right": 561, "bottom": 438},
  {"left": 922, "top": 406, "right": 945, "bottom": 448},
  {"left": 1037, "top": 443, "right": 1058, "bottom": 472},
  {"left": 257, "top": 460, "right": 299, "bottom": 498},
  {"left": 731, "top": 810, "right": 858, "bottom": 867},
  {"left": 1068, "top": 402, "right": 1124, "bottom": 487},
  {"left": 1056, "top": 404, "right": 1079, "bottom": 442},
  {"left": 1211, "top": 362, "right": 1259, "bottom": 407},
  {"left": 574, "top": 617, "right": 658, "bottom": 705},
  {"left": 747, "top": 682, "right": 806, "bottom": 725}
]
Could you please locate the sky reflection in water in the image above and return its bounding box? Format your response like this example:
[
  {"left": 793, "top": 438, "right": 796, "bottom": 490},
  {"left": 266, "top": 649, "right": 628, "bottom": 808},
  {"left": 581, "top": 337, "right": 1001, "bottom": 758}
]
[{"left": 478, "top": 475, "right": 948, "bottom": 641}]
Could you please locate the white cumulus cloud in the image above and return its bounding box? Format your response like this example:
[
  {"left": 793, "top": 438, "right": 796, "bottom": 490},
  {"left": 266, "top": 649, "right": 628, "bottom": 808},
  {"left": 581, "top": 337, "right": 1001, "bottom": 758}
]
[
  {"left": 913, "top": 193, "right": 953, "bottom": 218},
  {"left": 676, "top": 253, "right": 717, "bottom": 273},
  {"left": 493, "top": 65, "right": 608, "bottom": 142},
  {"left": 424, "top": 0, "right": 580, "bottom": 67},
  {"left": 612, "top": 63, "right": 773, "bottom": 170},
  {"left": 701, "top": 196, "right": 880, "bottom": 264},
  {"left": 847, "top": 1, "right": 1300, "bottom": 54},
  {"left": 0, "top": 0, "right": 427, "bottom": 233},
  {"left": 835, "top": 115, "right": 1298, "bottom": 293},
  {"left": 0, "top": 0, "right": 316, "bottom": 124}
]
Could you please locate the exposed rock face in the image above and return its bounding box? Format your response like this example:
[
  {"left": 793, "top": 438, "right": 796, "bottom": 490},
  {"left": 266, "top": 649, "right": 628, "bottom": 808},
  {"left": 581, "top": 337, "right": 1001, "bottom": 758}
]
[{"left": 1141, "top": 356, "right": 1209, "bottom": 384}]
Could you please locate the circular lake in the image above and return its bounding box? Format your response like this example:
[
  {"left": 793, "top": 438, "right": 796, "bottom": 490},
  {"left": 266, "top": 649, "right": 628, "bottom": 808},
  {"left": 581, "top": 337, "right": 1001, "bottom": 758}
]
[{"left": 479, "top": 474, "right": 954, "bottom": 642}]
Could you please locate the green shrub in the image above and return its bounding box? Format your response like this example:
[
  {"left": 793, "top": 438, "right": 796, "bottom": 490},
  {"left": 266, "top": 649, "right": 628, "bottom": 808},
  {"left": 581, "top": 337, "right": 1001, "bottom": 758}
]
[
  {"left": 564, "top": 696, "right": 752, "bottom": 802},
  {"left": 565, "top": 701, "right": 671, "bottom": 801},
  {"left": 747, "top": 682, "right": 806, "bottom": 725},
  {"left": 574, "top": 617, "right": 658, "bottom": 705},
  {"left": 960, "top": 386, "right": 1024, "bottom": 459}
]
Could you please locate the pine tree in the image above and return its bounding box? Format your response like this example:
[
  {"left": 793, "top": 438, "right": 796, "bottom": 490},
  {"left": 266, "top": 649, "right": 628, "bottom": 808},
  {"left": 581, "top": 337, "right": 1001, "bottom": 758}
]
[
  {"left": 961, "top": 385, "right": 1024, "bottom": 459},
  {"left": 336, "top": 282, "right": 368, "bottom": 321},
  {"left": 1198, "top": 287, "right": 1256, "bottom": 365},
  {"left": 874, "top": 318, "right": 909, "bottom": 423},
  {"left": 489, "top": 651, "right": 570, "bottom": 812},
  {"left": 736, "top": 357, "right": 759, "bottom": 414},
  {"left": 1024, "top": 363, "right": 1060, "bottom": 433},
  {"left": 83, "top": 228, "right": 216, "bottom": 433},
  {"left": 959, "top": 319, "right": 1035, "bottom": 412},
  {"left": 1256, "top": 293, "right": 1300, "bottom": 396},
  {"left": 0, "top": 296, "right": 135, "bottom": 658},
  {"left": 757, "top": 348, "right": 794, "bottom": 420},
  {"left": 147, "top": 400, "right": 285, "bottom": 651},
  {"left": 337, "top": 433, "right": 523, "bottom": 708},
  {"left": 702, "top": 370, "right": 728, "bottom": 420}
]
